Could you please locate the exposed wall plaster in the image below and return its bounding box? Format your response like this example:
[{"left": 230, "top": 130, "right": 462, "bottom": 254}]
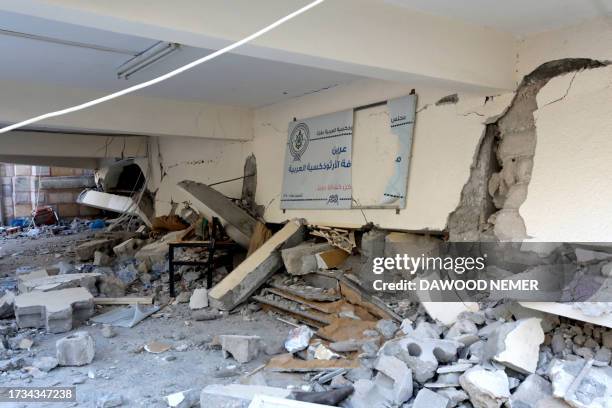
[{"left": 449, "top": 58, "right": 608, "bottom": 242}]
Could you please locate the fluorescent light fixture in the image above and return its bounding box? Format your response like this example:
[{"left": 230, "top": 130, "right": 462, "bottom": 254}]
[
  {"left": 117, "top": 41, "right": 181, "bottom": 80},
  {"left": 0, "top": 0, "right": 325, "bottom": 134}
]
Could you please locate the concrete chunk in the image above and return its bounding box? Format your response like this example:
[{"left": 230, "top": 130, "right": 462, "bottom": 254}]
[
  {"left": 113, "top": 238, "right": 145, "bottom": 258},
  {"left": 56, "top": 331, "right": 95, "bottom": 366},
  {"left": 75, "top": 238, "right": 114, "bottom": 261},
  {"left": 281, "top": 242, "right": 332, "bottom": 275},
  {"left": 189, "top": 288, "right": 208, "bottom": 310},
  {"left": 14, "top": 287, "right": 94, "bottom": 333},
  {"left": 507, "top": 374, "right": 567, "bottom": 408},
  {"left": 218, "top": 335, "right": 262, "bottom": 363},
  {"left": 165, "top": 389, "right": 199, "bottom": 408},
  {"left": 381, "top": 336, "right": 461, "bottom": 383},
  {"left": 413, "top": 388, "right": 450, "bottom": 408},
  {"left": 459, "top": 366, "right": 510, "bottom": 408},
  {"left": 209, "top": 220, "right": 304, "bottom": 310},
  {"left": 374, "top": 354, "right": 413, "bottom": 404},
  {"left": 0, "top": 291, "right": 15, "bottom": 318},
  {"left": 549, "top": 358, "right": 612, "bottom": 408},
  {"left": 486, "top": 318, "right": 544, "bottom": 374}
]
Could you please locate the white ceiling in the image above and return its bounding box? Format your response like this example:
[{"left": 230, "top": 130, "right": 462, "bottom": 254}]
[
  {"left": 0, "top": 11, "right": 362, "bottom": 108},
  {"left": 386, "top": 0, "right": 612, "bottom": 36}
]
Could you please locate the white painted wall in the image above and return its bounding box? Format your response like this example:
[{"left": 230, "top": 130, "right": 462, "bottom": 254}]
[
  {"left": 152, "top": 78, "right": 511, "bottom": 231},
  {"left": 522, "top": 66, "right": 612, "bottom": 241}
]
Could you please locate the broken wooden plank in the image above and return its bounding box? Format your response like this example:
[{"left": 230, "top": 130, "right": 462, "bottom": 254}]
[
  {"left": 209, "top": 220, "right": 304, "bottom": 310},
  {"left": 253, "top": 295, "right": 331, "bottom": 325},
  {"left": 266, "top": 288, "right": 342, "bottom": 314},
  {"left": 266, "top": 353, "right": 359, "bottom": 372},
  {"left": 317, "top": 317, "right": 377, "bottom": 342},
  {"left": 94, "top": 297, "right": 153, "bottom": 305},
  {"left": 178, "top": 180, "right": 259, "bottom": 245},
  {"left": 260, "top": 304, "right": 325, "bottom": 331}
]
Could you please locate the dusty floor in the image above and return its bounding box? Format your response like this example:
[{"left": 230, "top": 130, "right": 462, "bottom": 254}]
[{"left": 0, "top": 233, "right": 301, "bottom": 407}]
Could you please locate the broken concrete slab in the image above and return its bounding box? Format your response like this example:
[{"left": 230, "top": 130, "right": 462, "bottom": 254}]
[
  {"left": 281, "top": 242, "right": 333, "bottom": 275},
  {"left": 413, "top": 388, "right": 450, "bottom": 408},
  {"left": 18, "top": 273, "right": 100, "bottom": 295},
  {"left": 485, "top": 318, "right": 544, "bottom": 374},
  {"left": 200, "top": 384, "right": 291, "bottom": 408},
  {"left": 93, "top": 251, "right": 112, "bottom": 266},
  {"left": 209, "top": 220, "right": 304, "bottom": 310},
  {"left": 549, "top": 358, "right": 612, "bottom": 408},
  {"left": 178, "top": 180, "right": 260, "bottom": 246},
  {"left": 218, "top": 335, "right": 262, "bottom": 363},
  {"left": 519, "top": 302, "right": 612, "bottom": 329},
  {"left": 459, "top": 366, "right": 510, "bottom": 408},
  {"left": 77, "top": 190, "right": 152, "bottom": 228},
  {"left": 14, "top": 287, "right": 94, "bottom": 333},
  {"left": 189, "top": 288, "right": 208, "bottom": 310},
  {"left": 56, "top": 331, "right": 95, "bottom": 366},
  {"left": 507, "top": 374, "right": 567, "bottom": 408},
  {"left": 374, "top": 354, "right": 413, "bottom": 404}
]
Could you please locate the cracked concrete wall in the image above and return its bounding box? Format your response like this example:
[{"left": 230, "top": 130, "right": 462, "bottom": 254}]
[
  {"left": 251, "top": 78, "right": 510, "bottom": 230},
  {"left": 148, "top": 136, "right": 249, "bottom": 217}
]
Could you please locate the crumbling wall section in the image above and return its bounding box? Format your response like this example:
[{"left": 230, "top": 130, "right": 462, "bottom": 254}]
[{"left": 449, "top": 59, "right": 608, "bottom": 241}]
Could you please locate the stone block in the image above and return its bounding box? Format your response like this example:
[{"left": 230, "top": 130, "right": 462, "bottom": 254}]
[
  {"left": 485, "top": 318, "right": 544, "bottom": 374},
  {"left": 218, "top": 335, "right": 262, "bottom": 363},
  {"left": 14, "top": 287, "right": 94, "bottom": 333},
  {"left": 459, "top": 366, "right": 510, "bottom": 408},
  {"left": 281, "top": 242, "right": 332, "bottom": 275},
  {"left": 56, "top": 331, "right": 95, "bottom": 366}
]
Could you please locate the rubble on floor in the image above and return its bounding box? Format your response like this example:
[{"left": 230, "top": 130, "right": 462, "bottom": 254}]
[{"left": 2, "top": 212, "right": 612, "bottom": 407}]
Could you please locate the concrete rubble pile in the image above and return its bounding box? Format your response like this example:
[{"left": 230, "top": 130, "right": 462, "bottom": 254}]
[{"left": 1, "top": 191, "right": 612, "bottom": 407}]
